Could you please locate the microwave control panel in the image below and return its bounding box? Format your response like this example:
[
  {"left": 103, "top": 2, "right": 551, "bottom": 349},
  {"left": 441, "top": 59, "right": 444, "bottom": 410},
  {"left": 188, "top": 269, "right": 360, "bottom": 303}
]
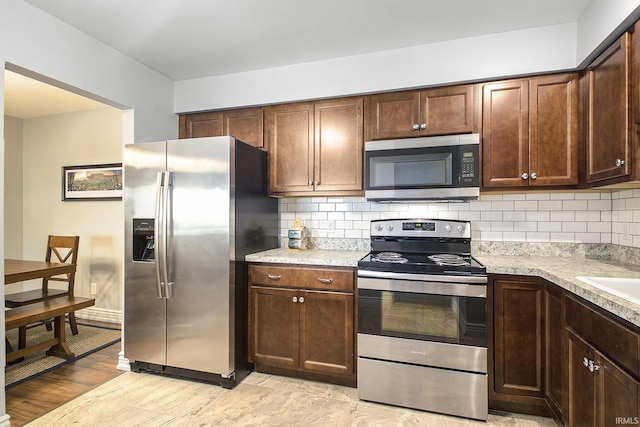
[{"left": 459, "top": 145, "right": 479, "bottom": 187}]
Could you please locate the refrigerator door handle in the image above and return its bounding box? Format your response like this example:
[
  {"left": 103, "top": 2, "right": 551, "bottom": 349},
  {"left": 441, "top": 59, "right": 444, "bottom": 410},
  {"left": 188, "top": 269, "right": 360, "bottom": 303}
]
[
  {"left": 162, "top": 171, "right": 173, "bottom": 298},
  {"left": 154, "top": 172, "right": 164, "bottom": 298}
]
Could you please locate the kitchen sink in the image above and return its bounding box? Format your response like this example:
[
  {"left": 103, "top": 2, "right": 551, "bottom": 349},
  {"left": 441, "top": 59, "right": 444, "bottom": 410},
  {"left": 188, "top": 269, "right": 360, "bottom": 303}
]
[{"left": 575, "top": 276, "right": 640, "bottom": 306}]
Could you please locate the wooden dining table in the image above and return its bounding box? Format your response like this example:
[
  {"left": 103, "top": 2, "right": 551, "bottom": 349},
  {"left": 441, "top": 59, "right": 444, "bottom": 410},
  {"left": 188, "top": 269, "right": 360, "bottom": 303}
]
[
  {"left": 4, "top": 259, "right": 78, "bottom": 361},
  {"left": 5, "top": 259, "right": 76, "bottom": 285}
]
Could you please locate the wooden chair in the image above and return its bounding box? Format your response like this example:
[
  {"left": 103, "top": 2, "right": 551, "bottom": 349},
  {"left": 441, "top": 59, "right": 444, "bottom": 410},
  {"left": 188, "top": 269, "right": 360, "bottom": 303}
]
[{"left": 5, "top": 235, "right": 80, "bottom": 348}]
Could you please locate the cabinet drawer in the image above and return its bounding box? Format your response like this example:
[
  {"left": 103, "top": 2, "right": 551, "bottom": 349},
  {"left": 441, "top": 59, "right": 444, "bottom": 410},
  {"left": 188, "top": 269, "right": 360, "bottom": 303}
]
[
  {"left": 250, "top": 264, "right": 355, "bottom": 292},
  {"left": 565, "top": 294, "right": 640, "bottom": 377}
]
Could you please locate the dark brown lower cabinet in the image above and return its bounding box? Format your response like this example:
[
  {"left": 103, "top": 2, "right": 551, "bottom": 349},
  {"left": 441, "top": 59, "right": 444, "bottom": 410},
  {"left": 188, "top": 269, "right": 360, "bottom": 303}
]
[
  {"left": 248, "top": 264, "right": 356, "bottom": 387},
  {"left": 566, "top": 295, "right": 640, "bottom": 426}
]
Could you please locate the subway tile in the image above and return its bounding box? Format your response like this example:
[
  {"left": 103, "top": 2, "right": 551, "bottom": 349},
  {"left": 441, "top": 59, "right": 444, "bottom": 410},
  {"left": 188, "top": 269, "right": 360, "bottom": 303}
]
[
  {"left": 588, "top": 222, "right": 610, "bottom": 233},
  {"left": 525, "top": 193, "right": 550, "bottom": 200},
  {"left": 514, "top": 222, "right": 537, "bottom": 232},
  {"left": 575, "top": 233, "right": 601, "bottom": 243},
  {"left": 501, "top": 194, "right": 527, "bottom": 201},
  {"left": 491, "top": 221, "right": 514, "bottom": 232},
  {"left": 491, "top": 201, "right": 514, "bottom": 211},
  {"left": 459, "top": 211, "right": 481, "bottom": 221},
  {"left": 550, "top": 193, "right": 575, "bottom": 200},
  {"left": 526, "top": 211, "right": 550, "bottom": 222},
  {"left": 526, "top": 232, "right": 550, "bottom": 242},
  {"left": 319, "top": 203, "right": 336, "bottom": 212},
  {"left": 538, "top": 200, "right": 563, "bottom": 211},
  {"left": 538, "top": 222, "right": 562, "bottom": 232},
  {"left": 502, "top": 232, "right": 526, "bottom": 241},
  {"left": 345, "top": 212, "right": 362, "bottom": 221},
  {"left": 575, "top": 192, "right": 601, "bottom": 200},
  {"left": 344, "top": 229, "right": 363, "bottom": 239},
  {"left": 551, "top": 211, "right": 575, "bottom": 221},
  {"left": 514, "top": 200, "right": 538, "bottom": 211},
  {"left": 327, "top": 212, "right": 345, "bottom": 221},
  {"left": 575, "top": 211, "right": 600, "bottom": 222},
  {"left": 503, "top": 211, "right": 527, "bottom": 221},
  {"left": 562, "top": 200, "right": 588, "bottom": 211},
  {"left": 479, "top": 231, "right": 503, "bottom": 241},
  {"left": 311, "top": 212, "right": 328, "bottom": 221},
  {"left": 587, "top": 199, "right": 611, "bottom": 211},
  {"left": 562, "top": 222, "right": 587, "bottom": 233},
  {"left": 481, "top": 211, "right": 503, "bottom": 221},
  {"left": 479, "top": 194, "right": 503, "bottom": 201},
  {"left": 550, "top": 232, "right": 575, "bottom": 242}
]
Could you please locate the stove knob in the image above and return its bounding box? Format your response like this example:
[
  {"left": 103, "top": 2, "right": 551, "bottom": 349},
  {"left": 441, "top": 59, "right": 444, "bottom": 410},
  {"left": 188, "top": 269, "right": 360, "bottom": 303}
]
[
  {"left": 375, "top": 224, "right": 383, "bottom": 231},
  {"left": 386, "top": 225, "right": 394, "bottom": 231},
  {"left": 456, "top": 225, "right": 465, "bottom": 233},
  {"left": 444, "top": 224, "right": 452, "bottom": 233}
]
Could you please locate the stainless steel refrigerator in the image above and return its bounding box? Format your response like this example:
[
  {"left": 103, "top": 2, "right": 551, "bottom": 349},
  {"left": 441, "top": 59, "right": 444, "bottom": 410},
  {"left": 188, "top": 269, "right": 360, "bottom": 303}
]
[{"left": 123, "top": 136, "right": 277, "bottom": 388}]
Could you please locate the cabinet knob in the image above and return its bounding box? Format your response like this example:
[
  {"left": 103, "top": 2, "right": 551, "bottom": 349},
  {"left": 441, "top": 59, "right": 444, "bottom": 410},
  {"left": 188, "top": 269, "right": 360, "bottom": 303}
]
[
  {"left": 299, "top": 296, "right": 304, "bottom": 303},
  {"left": 292, "top": 296, "right": 298, "bottom": 303},
  {"left": 412, "top": 124, "right": 420, "bottom": 131},
  {"left": 317, "top": 277, "right": 333, "bottom": 284},
  {"left": 583, "top": 357, "right": 589, "bottom": 368},
  {"left": 521, "top": 173, "right": 529, "bottom": 180},
  {"left": 616, "top": 159, "right": 626, "bottom": 167},
  {"left": 530, "top": 173, "right": 537, "bottom": 180},
  {"left": 267, "top": 274, "right": 282, "bottom": 280},
  {"left": 420, "top": 123, "right": 427, "bottom": 130},
  {"left": 588, "top": 360, "right": 600, "bottom": 373}
]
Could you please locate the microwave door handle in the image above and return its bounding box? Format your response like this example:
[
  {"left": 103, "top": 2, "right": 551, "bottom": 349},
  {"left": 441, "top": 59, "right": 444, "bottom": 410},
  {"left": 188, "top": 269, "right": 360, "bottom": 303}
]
[{"left": 154, "top": 172, "right": 164, "bottom": 298}]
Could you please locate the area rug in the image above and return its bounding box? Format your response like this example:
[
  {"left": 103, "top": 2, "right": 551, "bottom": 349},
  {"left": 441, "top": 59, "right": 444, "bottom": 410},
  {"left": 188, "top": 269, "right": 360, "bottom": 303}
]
[{"left": 5, "top": 322, "right": 121, "bottom": 388}]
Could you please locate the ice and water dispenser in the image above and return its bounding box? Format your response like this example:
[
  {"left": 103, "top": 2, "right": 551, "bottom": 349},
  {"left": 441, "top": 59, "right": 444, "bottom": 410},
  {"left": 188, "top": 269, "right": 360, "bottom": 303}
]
[{"left": 133, "top": 219, "right": 155, "bottom": 261}]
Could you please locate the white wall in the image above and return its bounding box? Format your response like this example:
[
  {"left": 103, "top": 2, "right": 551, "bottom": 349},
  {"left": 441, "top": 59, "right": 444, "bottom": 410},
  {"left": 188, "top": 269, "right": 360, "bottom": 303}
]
[
  {"left": 7, "top": 108, "right": 124, "bottom": 314},
  {"left": 175, "top": 23, "right": 577, "bottom": 113},
  {"left": 3, "top": 116, "right": 22, "bottom": 259},
  {"left": 0, "top": 0, "right": 176, "bottom": 143}
]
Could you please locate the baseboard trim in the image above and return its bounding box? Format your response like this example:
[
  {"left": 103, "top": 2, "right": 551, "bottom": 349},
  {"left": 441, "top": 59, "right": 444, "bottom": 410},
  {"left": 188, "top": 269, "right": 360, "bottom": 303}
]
[{"left": 76, "top": 307, "right": 121, "bottom": 325}]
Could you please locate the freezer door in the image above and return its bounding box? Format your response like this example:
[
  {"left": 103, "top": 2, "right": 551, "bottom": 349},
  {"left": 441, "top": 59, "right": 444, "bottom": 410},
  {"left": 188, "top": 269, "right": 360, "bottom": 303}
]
[
  {"left": 166, "top": 137, "right": 233, "bottom": 375},
  {"left": 124, "top": 141, "right": 168, "bottom": 366}
]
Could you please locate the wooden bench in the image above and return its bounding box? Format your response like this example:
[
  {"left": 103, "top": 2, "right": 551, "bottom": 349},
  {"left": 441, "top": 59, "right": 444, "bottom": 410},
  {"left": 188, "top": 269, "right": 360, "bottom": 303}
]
[{"left": 5, "top": 297, "right": 95, "bottom": 363}]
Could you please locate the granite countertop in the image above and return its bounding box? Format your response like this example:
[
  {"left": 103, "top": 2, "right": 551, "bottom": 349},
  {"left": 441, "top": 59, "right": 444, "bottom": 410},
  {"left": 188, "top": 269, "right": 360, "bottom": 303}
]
[
  {"left": 246, "top": 248, "right": 640, "bottom": 328},
  {"left": 476, "top": 254, "right": 640, "bottom": 327},
  {"left": 246, "top": 248, "right": 368, "bottom": 268}
]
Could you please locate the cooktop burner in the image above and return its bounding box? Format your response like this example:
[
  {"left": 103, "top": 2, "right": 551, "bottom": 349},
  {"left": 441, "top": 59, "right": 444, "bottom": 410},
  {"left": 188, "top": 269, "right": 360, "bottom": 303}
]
[{"left": 371, "top": 252, "right": 408, "bottom": 263}]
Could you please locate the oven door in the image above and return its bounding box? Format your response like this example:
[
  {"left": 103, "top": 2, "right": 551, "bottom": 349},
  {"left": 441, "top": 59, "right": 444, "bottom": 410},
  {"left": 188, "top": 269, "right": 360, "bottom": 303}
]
[{"left": 357, "top": 270, "right": 487, "bottom": 348}]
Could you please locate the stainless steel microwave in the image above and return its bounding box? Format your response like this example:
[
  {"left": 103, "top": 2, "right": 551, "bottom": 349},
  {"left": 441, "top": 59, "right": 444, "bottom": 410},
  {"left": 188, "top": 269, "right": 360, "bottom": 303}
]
[{"left": 364, "top": 134, "right": 480, "bottom": 201}]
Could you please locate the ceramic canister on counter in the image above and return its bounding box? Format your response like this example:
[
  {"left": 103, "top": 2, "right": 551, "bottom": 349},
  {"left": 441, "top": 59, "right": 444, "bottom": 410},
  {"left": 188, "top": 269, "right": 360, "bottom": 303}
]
[{"left": 287, "top": 218, "right": 307, "bottom": 250}]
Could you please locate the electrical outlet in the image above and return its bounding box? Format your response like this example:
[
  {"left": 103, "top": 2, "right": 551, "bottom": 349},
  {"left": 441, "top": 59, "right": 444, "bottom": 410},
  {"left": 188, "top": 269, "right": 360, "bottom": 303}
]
[
  {"left": 621, "top": 222, "right": 632, "bottom": 245},
  {"left": 90, "top": 282, "right": 97, "bottom": 295}
]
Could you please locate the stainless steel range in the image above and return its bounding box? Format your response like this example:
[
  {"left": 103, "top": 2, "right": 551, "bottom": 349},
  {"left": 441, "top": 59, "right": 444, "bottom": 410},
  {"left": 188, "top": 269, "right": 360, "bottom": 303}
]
[{"left": 357, "top": 218, "right": 488, "bottom": 421}]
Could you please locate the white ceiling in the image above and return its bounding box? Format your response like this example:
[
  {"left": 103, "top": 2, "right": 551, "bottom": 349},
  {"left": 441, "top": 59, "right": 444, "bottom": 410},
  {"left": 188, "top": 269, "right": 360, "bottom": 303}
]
[{"left": 7, "top": 0, "right": 594, "bottom": 118}]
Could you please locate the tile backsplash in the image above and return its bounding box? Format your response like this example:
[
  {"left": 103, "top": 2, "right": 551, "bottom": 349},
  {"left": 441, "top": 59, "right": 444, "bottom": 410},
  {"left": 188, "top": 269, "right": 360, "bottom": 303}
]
[{"left": 278, "top": 189, "right": 640, "bottom": 250}]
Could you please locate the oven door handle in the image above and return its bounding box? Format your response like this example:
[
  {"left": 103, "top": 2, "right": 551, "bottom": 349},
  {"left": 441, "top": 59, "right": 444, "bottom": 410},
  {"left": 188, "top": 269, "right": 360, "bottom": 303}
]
[
  {"left": 358, "top": 269, "right": 487, "bottom": 284},
  {"left": 357, "top": 272, "right": 486, "bottom": 298}
]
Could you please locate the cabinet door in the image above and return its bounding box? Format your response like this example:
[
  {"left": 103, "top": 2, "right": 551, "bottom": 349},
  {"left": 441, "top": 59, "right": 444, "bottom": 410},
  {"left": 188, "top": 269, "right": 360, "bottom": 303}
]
[
  {"left": 249, "top": 286, "right": 299, "bottom": 369},
  {"left": 314, "top": 98, "right": 363, "bottom": 192},
  {"left": 493, "top": 277, "right": 544, "bottom": 397},
  {"left": 601, "top": 352, "right": 640, "bottom": 426},
  {"left": 482, "top": 80, "right": 529, "bottom": 188},
  {"left": 224, "top": 107, "right": 264, "bottom": 148},
  {"left": 299, "top": 290, "right": 354, "bottom": 376},
  {"left": 586, "top": 32, "right": 631, "bottom": 183},
  {"left": 179, "top": 112, "right": 224, "bottom": 139},
  {"left": 421, "top": 85, "right": 475, "bottom": 136},
  {"left": 567, "top": 330, "right": 598, "bottom": 427},
  {"left": 545, "top": 283, "right": 565, "bottom": 421},
  {"left": 366, "top": 91, "right": 420, "bottom": 140},
  {"left": 265, "top": 102, "right": 314, "bottom": 194},
  {"left": 529, "top": 74, "right": 579, "bottom": 186}
]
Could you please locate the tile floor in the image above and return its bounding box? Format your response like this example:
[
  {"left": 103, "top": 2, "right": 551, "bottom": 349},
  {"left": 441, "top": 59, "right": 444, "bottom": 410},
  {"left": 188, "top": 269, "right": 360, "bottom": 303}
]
[{"left": 26, "top": 371, "right": 556, "bottom": 426}]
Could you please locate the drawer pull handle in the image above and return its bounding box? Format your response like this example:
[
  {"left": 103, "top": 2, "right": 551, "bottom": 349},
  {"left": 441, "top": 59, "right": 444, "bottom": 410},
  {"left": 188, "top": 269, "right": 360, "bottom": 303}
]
[
  {"left": 267, "top": 274, "right": 282, "bottom": 280},
  {"left": 317, "top": 278, "right": 333, "bottom": 284}
]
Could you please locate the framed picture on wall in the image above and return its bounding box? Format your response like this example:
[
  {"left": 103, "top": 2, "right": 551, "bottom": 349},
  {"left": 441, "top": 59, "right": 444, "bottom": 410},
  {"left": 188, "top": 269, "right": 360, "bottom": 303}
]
[{"left": 62, "top": 163, "right": 123, "bottom": 201}]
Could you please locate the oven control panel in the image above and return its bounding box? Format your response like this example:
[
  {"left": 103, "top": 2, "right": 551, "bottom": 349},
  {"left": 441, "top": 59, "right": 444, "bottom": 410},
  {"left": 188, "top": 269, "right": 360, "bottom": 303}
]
[{"left": 371, "top": 219, "right": 471, "bottom": 239}]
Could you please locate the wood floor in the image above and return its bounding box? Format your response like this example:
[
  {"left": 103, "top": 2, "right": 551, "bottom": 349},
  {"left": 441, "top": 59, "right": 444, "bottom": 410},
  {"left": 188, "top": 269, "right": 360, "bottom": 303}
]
[{"left": 5, "top": 321, "right": 123, "bottom": 427}]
